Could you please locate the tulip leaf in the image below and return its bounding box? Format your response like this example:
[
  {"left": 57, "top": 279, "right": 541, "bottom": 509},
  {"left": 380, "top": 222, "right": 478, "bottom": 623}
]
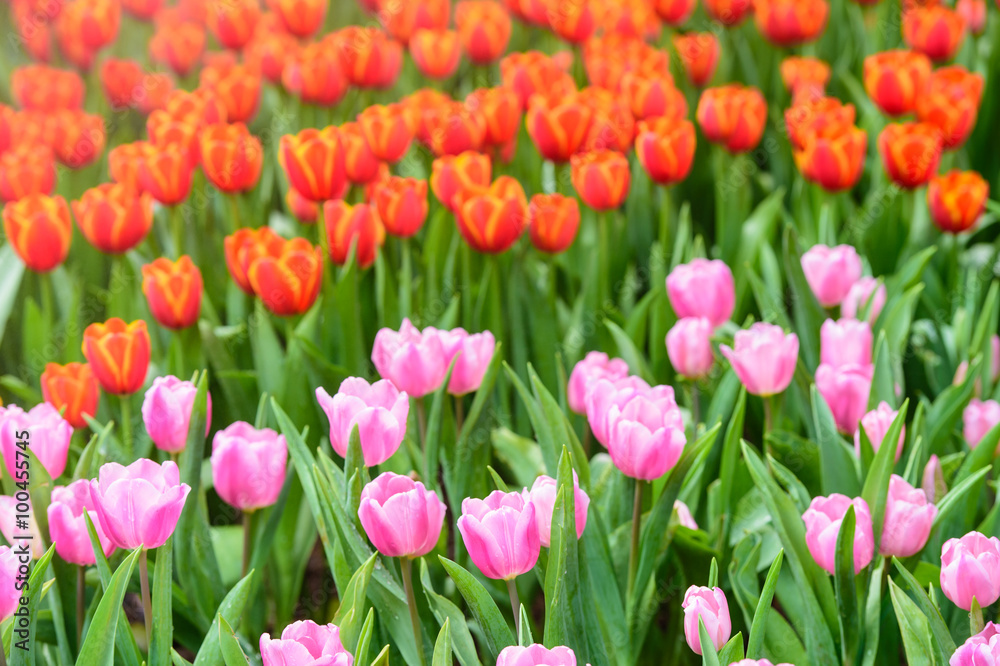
[
  {"left": 432, "top": 619, "right": 453, "bottom": 666},
  {"left": 0, "top": 244, "right": 25, "bottom": 349},
  {"left": 439, "top": 556, "right": 515, "bottom": 663},
  {"left": 486, "top": 466, "right": 509, "bottom": 492},
  {"left": 834, "top": 506, "right": 860, "bottom": 665},
  {"left": 697, "top": 617, "right": 722, "bottom": 666},
  {"left": 860, "top": 399, "right": 908, "bottom": 548},
  {"left": 249, "top": 300, "right": 286, "bottom": 398},
  {"left": 782, "top": 227, "right": 827, "bottom": 370},
  {"left": 923, "top": 357, "right": 980, "bottom": 456},
  {"left": 811, "top": 385, "right": 861, "bottom": 497},
  {"left": 717, "top": 632, "right": 745, "bottom": 665},
  {"left": 75, "top": 546, "right": 140, "bottom": 666},
  {"left": 5, "top": 544, "right": 53, "bottom": 665},
  {"left": 419, "top": 558, "right": 482, "bottom": 666},
  {"left": 580, "top": 507, "right": 628, "bottom": 665},
  {"left": 868, "top": 332, "right": 896, "bottom": 410},
  {"left": 878, "top": 285, "right": 922, "bottom": 361},
  {"left": 150, "top": 537, "right": 174, "bottom": 666},
  {"left": 718, "top": 388, "right": 747, "bottom": 534},
  {"left": 860, "top": 558, "right": 885, "bottom": 666},
  {"left": 928, "top": 465, "right": 991, "bottom": 543},
  {"left": 528, "top": 364, "right": 590, "bottom": 489},
  {"left": 217, "top": 615, "right": 250, "bottom": 666},
  {"left": 746, "top": 550, "right": 783, "bottom": 659},
  {"left": 890, "top": 558, "right": 955, "bottom": 657},
  {"left": 333, "top": 553, "right": 376, "bottom": 653},
  {"left": 370, "top": 645, "right": 391, "bottom": 666},
  {"left": 171, "top": 649, "right": 195, "bottom": 666},
  {"left": 605, "top": 320, "right": 654, "bottom": 384},
  {"left": 71, "top": 431, "right": 101, "bottom": 481},
  {"left": 192, "top": 569, "right": 256, "bottom": 666},
  {"left": 344, "top": 423, "right": 368, "bottom": 517},
  {"left": 424, "top": 357, "right": 458, "bottom": 491},
  {"left": 887, "top": 579, "right": 935, "bottom": 666},
  {"left": 953, "top": 419, "right": 1000, "bottom": 487},
  {"left": 517, "top": 605, "right": 533, "bottom": 647},
  {"left": 354, "top": 608, "right": 376, "bottom": 666}
]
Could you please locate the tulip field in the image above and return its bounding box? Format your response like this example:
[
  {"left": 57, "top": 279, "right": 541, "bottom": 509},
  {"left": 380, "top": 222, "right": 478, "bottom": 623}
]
[{"left": 4, "top": 0, "right": 1000, "bottom": 664}]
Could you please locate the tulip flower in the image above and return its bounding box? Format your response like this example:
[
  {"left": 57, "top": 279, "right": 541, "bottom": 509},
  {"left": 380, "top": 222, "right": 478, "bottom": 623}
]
[
  {"left": 245, "top": 27, "right": 300, "bottom": 84},
  {"left": 922, "top": 454, "right": 945, "bottom": 504},
  {"left": 163, "top": 88, "right": 228, "bottom": 128},
  {"left": 374, "top": 177, "right": 428, "bottom": 238},
  {"left": 855, "top": 401, "right": 905, "bottom": 461},
  {"left": 682, "top": 586, "right": 731, "bottom": 655},
  {"left": 358, "top": 472, "right": 446, "bottom": 557},
  {"left": 623, "top": 74, "right": 688, "bottom": 122},
  {"left": 286, "top": 188, "right": 319, "bottom": 224},
  {"left": 881, "top": 475, "right": 937, "bottom": 557},
  {"left": 41, "top": 362, "right": 100, "bottom": 430},
  {"left": 424, "top": 101, "right": 488, "bottom": 157},
  {"left": 454, "top": 176, "right": 529, "bottom": 254},
  {"left": 357, "top": 104, "right": 415, "bottom": 164},
  {"left": 247, "top": 238, "right": 324, "bottom": 316},
  {"left": 498, "top": 645, "right": 577, "bottom": 666},
  {"left": 666, "top": 259, "right": 736, "bottom": 328},
  {"left": 801, "top": 244, "right": 862, "bottom": 307},
  {"left": 2, "top": 194, "right": 73, "bottom": 273},
  {"left": 653, "top": 0, "right": 694, "bottom": 24},
  {"left": 964, "top": 399, "right": 1000, "bottom": 450},
  {"left": 206, "top": 0, "right": 259, "bottom": 48},
  {"left": 323, "top": 201, "right": 385, "bottom": 269},
  {"left": 667, "top": 318, "right": 715, "bottom": 379},
  {"left": 579, "top": 87, "right": 635, "bottom": 154},
  {"left": 316, "top": 378, "right": 409, "bottom": 466},
  {"left": 372, "top": 319, "right": 449, "bottom": 398},
  {"left": 940, "top": 532, "right": 1000, "bottom": 610},
  {"left": 200, "top": 63, "right": 262, "bottom": 124},
  {"left": 280, "top": 127, "right": 348, "bottom": 203},
  {"left": 200, "top": 123, "right": 263, "bottom": 193},
  {"left": 11, "top": 65, "right": 85, "bottom": 111},
  {"left": 820, "top": 318, "right": 872, "bottom": 368},
  {"left": 501, "top": 52, "right": 576, "bottom": 110},
  {"left": 0, "top": 145, "right": 57, "bottom": 203},
  {"left": 703, "top": 0, "right": 753, "bottom": 25},
  {"left": 781, "top": 56, "right": 830, "bottom": 103},
  {"left": 211, "top": 422, "right": 287, "bottom": 512},
  {"left": 795, "top": 122, "right": 867, "bottom": 193},
  {"left": 863, "top": 50, "right": 931, "bottom": 117},
  {"left": 72, "top": 183, "right": 154, "bottom": 255},
  {"left": 674, "top": 500, "right": 699, "bottom": 530},
  {"left": 50, "top": 110, "right": 106, "bottom": 168},
  {"left": 802, "top": 494, "right": 875, "bottom": 574},
  {"left": 568, "top": 352, "right": 631, "bottom": 415},
  {"left": 430, "top": 151, "right": 492, "bottom": 212},
  {"left": 528, "top": 193, "right": 580, "bottom": 254},
  {"left": 526, "top": 92, "right": 593, "bottom": 163},
  {"left": 455, "top": 1, "right": 511, "bottom": 64},
  {"left": 108, "top": 142, "right": 155, "bottom": 192},
  {"left": 410, "top": 28, "right": 462, "bottom": 80},
  {"left": 547, "top": 0, "right": 597, "bottom": 42},
  {"left": 0, "top": 403, "right": 72, "bottom": 479},
  {"left": 224, "top": 227, "right": 287, "bottom": 295},
  {"left": 606, "top": 390, "right": 687, "bottom": 481},
  {"left": 458, "top": 490, "right": 540, "bottom": 580},
  {"left": 467, "top": 87, "right": 521, "bottom": 149},
  {"left": 956, "top": 0, "right": 986, "bottom": 35},
  {"left": 282, "top": 43, "right": 348, "bottom": 106},
  {"left": 141, "top": 376, "right": 211, "bottom": 454},
  {"left": 951, "top": 624, "right": 1000, "bottom": 665},
  {"left": 48, "top": 480, "right": 116, "bottom": 565},
  {"left": 0, "top": 547, "right": 21, "bottom": 621},
  {"left": 636, "top": 118, "right": 696, "bottom": 187},
  {"left": 141, "top": 256, "right": 203, "bottom": 330},
  {"left": 841, "top": 277, "right": 886, "bottom": 324},
  {"left": 916, "top": 66, "right": 984, "bottom": 150},
  {"left": 721, "top": 323, "right": 800, "bottom": 397},
  {"left": 731, "top": 661, "right": 793, "bottom": 666},
  {"left": 879, "top": 122, "right": 945, "bottom": 189},
  {"left": 815, "top": 363, "right": 873, "bottom": 435},
  {"left": 927, "top": 170, "right": 988, "bottom": 234},
  {"left": 696, "top": 84, "right": 767, "bottom": 153},
  {"left": 150, "top": 20, "right": 207, "bottom": 77},
  {"left": 57, "top": 0, "right": 120, "bottom": 50},
  {"left": 584, "top": 377, "right": 662, "bottom": 446},
  {"left": 271, "top": 0, "right": 326, "bottom": 36},
  {"left": 903, "top": 5, "right": 966, "bottom": 62},
  {"left": 571, "top": 149, "right": 630, "bottom": 211},
  {"left": 524, "top": 473, "right": 589, "bottom": 548},
  {"left": 260, "top": 621, "right": 354, "bottom": 666},
  {"left": 433, "top": 328, "right": 495, "bottom": 396},
  {"left": 754, "top": 0, "right": 828, "bottom": 46},
  {"left": 81, "top": 319, "right": 151, "bottom": 396},
  {"left": 785, "top": 97, "right": 856, "bottom": 151},
  {"left": 140, "top": 143, "right": 194, "bottom": 205}
]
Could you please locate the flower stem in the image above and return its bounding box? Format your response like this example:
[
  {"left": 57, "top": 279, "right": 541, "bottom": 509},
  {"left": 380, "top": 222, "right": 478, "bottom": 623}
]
[
  {"left": 416, "top": 398, "right": 427, "bottom": 451},
  {"left": 971, "top": 597, "right": 985, "bottom": 636},
  {"left": 139, "top": 549, "right": 153, "bottom": 650},
  {"left": 242, "top": 511, "right": 253, "bottom": 579},
  {"left": 227, "top": 193, "right": 243, "bottom": 231},
  {"left": 170, "top": 204, "right": 184, "bottom": 258},
  {"left": 400, "top": 557, "right": 425, "bottom": 666},
  {"left": 77, "top": 565, "right": 85, "bottom": 648},
  {"left": 763, "top": 396, "right": 773, "bottom": 443},
  {"left": 119, "top": 395, "right": 133, "bottom": 458},
  {"left": 454, "top": 395, "right": 465, "bottom": 436},
  {"left": 627, "top": 479, "right": 645, "bottom": 601},
  {"left": 507, "top": 578, "right": 521, "bottom": 637}
]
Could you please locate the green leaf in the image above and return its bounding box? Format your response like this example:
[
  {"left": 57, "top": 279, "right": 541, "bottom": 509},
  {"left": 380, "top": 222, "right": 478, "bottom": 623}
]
[
  {"left": 192, "top": 570, "right": 257, "bottom": 666},
  {"left": 419, "top": 559, "right": 482, "bottom": 666},
  {"left": 517, "top": 605, "right": 533, "bottom": 647},
  {"left": 698, "top": 617, "right": 722, "bottom": 666},
  {"left": 746, "top": 550, "right": 783, "bottom": 659},
  {"left": 718, "top": 388, "right": 747, "bottom": 532},
  {"left": 439, "top": 556, "right": 515, "bottom": 663},
  {"left": 76, "top": 547, "right": 141, "bottom": 666},
  {"left": 868, "top": 332, "right": 896, "bottom": 409},
  {"left": 370, "top": 645, "right": 390, "bottom": 666},
  {"left": 487, "top": 466, "right": 509, "bottom": 492},
  {"left": 333, "top": 553, "right": 376, "bottom": 653},
  {"left": 354, "top": 608, "right": 376, "bottom": 666},
  {"left": 717, "top": 632, "right": 745, "bottom": 665},
  {"left": 0, "top": 244, "right": 26, "bottom": 349},
  {"left": 890, "top": 558, "right": 956, "bottom": 657},
  {"left": 432, "top": 619, "right": 453, "bottom": 666},
  {"left": 783, "top": 227, "right": 827, "bottom": 369},
  {"left": 834, "top": 506, "right": 859, "bottom": 665},
  {"left": 811, "top": 385, "right": 861, "bottom": 497},
  {"left": 150, "top": 538, "right": 174, "bottom": 666},
  {"left": 860, "top": 400, "right": 908, "bottom": 548},
  {"left": 424, "top": 359, "right": 458, "bottom": 490},
  {"left": 83, "top": 513, "right": 143, "bottom": 666},
  {"left": 605, "top": 320, "right": 654, "bottom": 383},
  {"left": 887, "top": 579, "right": 935, "bottom": 666},
  {"left": 217, "top": 616, "right": 251, "bottom": 666},
  {"left": 878, "top": 285, "right": 922, "bottom": 360}
]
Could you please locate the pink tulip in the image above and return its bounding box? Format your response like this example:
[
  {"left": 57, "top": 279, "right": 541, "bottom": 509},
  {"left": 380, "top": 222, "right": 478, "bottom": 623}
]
[
  {"left": 0, "top": 495, "right": 42, "bottom": 557},
  {"left": 0, "top": 547, "right": 20, "bottom": 622},
  {"left": 316, "top": 378, "right": 409, "bottom": 466},
  {"left": 457, "top": 491, "right": 540, "bottom": 580},
  {"left": 720, "top": 323, "right": 799, "bottom": 397},
  {"left": 89, "top": 459, "right": 191, "bottom": 550},
  {"left": 922, "top": 454, "right": 945, "bottom": 503},
  {"left": 524, "top": 473, "right": 589, "bottom": 548},
  {"left": 211, "top": 422, "right": 288, "bottom": 512},
  {"left": 371, "top": 318, "right": 448, "bottom": 397},
  {"left": 841, "top": 277, "right": 886, "bottom": 324},
  {"left": 48, "top": 479, "right": 116, "bottom": 565},
  {"left": 607, "top": 391, "right": 686, "bottom": 480},
  {"left": 801, "top": 244, "right": 862, "bottom": 307},
  {"left": 436, "top": 327, "right": 496, "bottom": 395},
  {"left": 260, "top": 620, "right": 354, "bottom": 666},
  {"left": 666, "top": 259, "right": 735, "bottom": 328},
  {"left": 963, "top": 399, "right": 1000, "bottom": 450},
  {"left": 950, "top": 623, "right": 1000, "bottom": 666},
  {"left": 357, "top": 472, "right": 446, "bottom": 558},
  {"left": 682, "top": 586, "right": 731, "bottom": 655},
  {"left": 674, "top": 500, "right": 699, "bottom": 530},
  {"left": 802, "top": 494, "right": 875, "bottom": 575},
  {"left": 567, "top": 351, "right": 630, "bottom": 414},
  {"left": 141, "top": 375, "right": 212, "bottom": 453},
  {"left": 854, "top": 401, "right": 905, "bottom": 461},
  {"left": 584, "top": 375, "right": 653, "bottom": 446},
  {"left": 666, "top": 317, "right": 715, "bottom": 379},
  {"left": 730, "top": 661, "right": 794, "bottom": 666},
  {"left": 941, "top": 531, "right": 1000, "bottom": 610},
  {"left": 0, "top": 403, "right": 72, "bottom": 479},
  {"left": 815, "top": 363, "right": 873, "bottom": 435},
  {"left": 881, "top": 475, "right": 937, "bottom": 557},
  {"left": 820, "top": 318, "right": 872, "bottom": 368},
  {"left": 496, "top": 644, "right": 576, "bottom": 666}
]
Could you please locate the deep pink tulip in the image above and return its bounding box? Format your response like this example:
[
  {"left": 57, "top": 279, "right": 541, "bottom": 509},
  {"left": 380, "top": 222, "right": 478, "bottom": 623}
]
[
  {"left": 923, "top": 454, "right": 945, "bottom": 503},
  {"left": 567, "top": 351, "right": 630, "bottom": 414},
  {"left": 666, "top": 259, "right": 735, "bottom": 328},
  {"left": 841, "top": 277, "right": 886, "bottom": 324},
  {"left": 260, "top": 620, "right": 354, "bottom": 666},
  {"left": 720, "top": 323, "right": 799, "bottom": 397},
  {"left": 316, "top": 378, "right": 409, "bottom": 466},
  {"left": 496, "top": 644, "right": 577, "bottom": 666},
  {"left": 941, "top": 531, "right": 1000, "bottom": 610},
  {"left": 854, "top": 401, "right": 905, "bottom": 461},
  {"left": 357, "top": 472, "right": 446, "bottom": 558},
  {"left": 0, "top": 403, "right": 72, "bottom": 479},
  {"left": 820, "top": 318, "right": 872, "bottom": 368},
  {"left": 48, "top": 479, "right": 116, "bottom": 565},
  {"left": 950, "top": 623, "right": 1000, "bottom": 666},
  {"left": 0, "top": 495, "right": 42, "bottom": 557},
  {"left": 881, "top": 474, "right": 937, "bottom": 557},
  {"left": 815, "top": 363, "right": 873, "bottom": 435},
  {"left": 436, "top": 327, "right": 496, "bottom": 395},
  {"left": 0, "top": 547, "right": 19, "bottom": 622},
  {"left": 89, "top": 459, "right": 191, "bottom": 550},
  {"left": 964, "top": 399, "right": 1000, "bottom": 450},
  {"left": 607, "top": 391, "right": 686, "bottom": 480},
  {"left": 667, "top": 317, "right": 715, "bottom": 379},
  {"left": 141, "top": 375, "right": 212, "bottom": 453},
  {"left": 524, "top": 473, "right": 589, "bottom": 547},
  {"left": 801, "top": 244, "right": 862, "bottom": 307},
  {"left": 457, "top": 490, "right": 540, "bottom": 580},
  {"left": 211, "top": 422, "right": 287, "bottom": 512},
  {"left": 674, "top": 500, "right": 699, "bottom": 530},
  {"left": 584, "top": 375, "right": 653, "bottom": 446},
  {"left": 802, "top": 494, "right": 875, "bottom": 574},
  {"left": 682, "top": 586, "right": 731, "bottom": 655},
  {"left": 371, "top": 318, "right": 448, "bottom": 397}
]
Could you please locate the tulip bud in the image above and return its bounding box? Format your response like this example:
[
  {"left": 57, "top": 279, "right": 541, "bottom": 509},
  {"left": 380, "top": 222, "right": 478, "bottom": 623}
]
[
  {"left": 374, "top": 177, "right": 428, "bottom": 238},
  {"left": 963, "top": 399, "right": 1000, "bottom": 450},
  {"left": 141, "top": 376, "right": 212, "bottom": 453},
  {"left": 523, "top": 473, "right": 589, "bottom": 548},
  {"left": 673, "top": 33, "right": 719, "bottom": 87},
  {"left": 754, "top": 0, "right": 828, "bottom": 46},
  {"left": 410, "top": 28, "right": 462, "bottom": 80},
  {"left": 140, "top": 143, "right": 195, "bottom": 205},
  {"left": 721, "top": 323, "right": 799, "bottom": 397},
  {"left": 653, "top": 0, "right": 694, "bottom": 24},
  {"left": 940, "top": 532, "right": 1000, "bottom": 610},
  {"left": 458, "top": 491, "right": 540, "bottom": 580},
  {"left": 455, "top": 1, "right": 511, "bottom": 64},
  {"left": 528, "top": 193, "right": 580, "bottom": 254},
  {"left": 73, "top": 183, "right": 154, "bottom": 255},
  {"left": 703, "top": 0, "right": 753, "bottom": 25},
  {"left": 372, "top": 318, "right": 448, "bottom": 398},
  {"left": 315, "top": 378, "right": 409, "bottom": 466},
  {"left": 855, "top": 401, "right": 905, "bottom": 461},
  {"left": 247, "top": 238, "right": 324, "bottom": 316},
  {"left": 323, "top": 201, "right": 385, "bottom": 269},
  {"left": 358, "top": 472, "right": 446, "bottom": 557},
  {"left": 0, "top": 403, "right": 72, "bottom": 479},
  {"left": 2, "top": 193, "right": 72, "bottom": 273},
  {"left": 667, "top": 259, "right": 735, "bottom": 327},
  {"left": 927, "top": 170, "right": 988, "bottom": 234},
  {"left": 815, "top": 363, "right": 873, "bottom": 436},
  {"left": 916, "top": 66, "right": 984, "bottom": 151},
  {"left": 903, "top": 5, "right": 966, "bottom": 62},
  {"left": 547, "top": 0, "right": 597, "bottom": 43},
  {"left": 271, "top": 0, "right": 326, "bottom": 36},
  {"left": 922, "top": 454, "right": 946, "bottom": 503},
  {"left": 211, "top": 422, "right": 287, "bottom": 512},
  {"left": 956, "top": 0, "right": 986, "bottom": 35},
  {"left": 950, "top": 623, "right": 1000, "bottom": 665},
  {"left": 567, "top": 352, "right": 630, "bottom": 414},
  {"left": 82, "top": 319, "right": 152, "bottom": 395},
  {"left": 697, "top": 84, "right": 767, "bottom": 153},
  {"left": 820, "top": 318, "right": 872, "bottom": 368},
  {"left": 802, "top": 494, "right": 875, "bottom": 574},
  {"left": 437, "top": 328, "right": 497, "bottom": 395},
  {"left": 682, "top": 586, "right": 731, "bottom": 655},
  {"left": 607, "top": 390, "right": 686, "bottom": 480},
  {"left": 200, "top": 63, "right": 263, "bottom": 124},
  {"left": 206, "top": 0, "right": 260, "bottom": 49},
  {"left": 282, "top": 43, "right": 348, "bottom": 106},
  {"left": 526, "top": 93, "right": 593, "bottom": 163},
  {"left": 454, "top": 176, "right": 529, "bottom": 254},
  {"left": 497, "top": 645, "right": 577, "bottom": 666},
  {"left": 667, "top": 318, "right": 714, "bottom": 379},
  {"left": 223, "top": 227, "right": 286, "bottom": 294},
  {"left": 801, "top": 244, "right": 862, "bottom": 307},
  {"left": 430, "top": 151, "right": 492, "bottom": 212},
  {"left": 636, "top": 118, "right": 696, "bottom": 187},
  {"left": 0, "top": 548, "right": 18, "bottom": 621},
  {"left": 48, "top": 480, "right": 117, "bottom": 565},
  {"left": 571, "top": 149, "right": 630, "bottom": 211},
  {"left": 863, "top": 50, "right": 931, "bottom": 117},
  {"left": 41, "top": 363, "right": 100, "bottom": 430},
  {"left": 674, "top": 500, "right": 699, "bottom": 530},
  {"left": 358, "top": 104, "right": 415, "bottom": 164},
  {"left": 881, "top": 475, "right": 937, "bottom": 557},
  {"left": 841, "top": 277, "right": 886, "bottom": 324},
  {"left": 0, "top": 145, "right": 57, "bottom": 204},
  {"left": 624, "top": 73, "right": 687, "bottom": 122}
]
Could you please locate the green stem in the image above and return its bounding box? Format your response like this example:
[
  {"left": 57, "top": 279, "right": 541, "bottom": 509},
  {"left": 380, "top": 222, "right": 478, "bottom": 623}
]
[
  {"left": 227, "top": 193, "right": 243, "bottom": 231},
  {"left": 76, "top": 565, "right": 85, "bottom": 648},
  {"left": 597, "top": 211, "right": 610, "bottom": 310},
  {"left": 416, "top": 397, "right": 427, "bottom": 451},
  {"left": 39, "top": 271, "right": 54, "bottom": 324},
  {"left": 243, "top": 511, "right": 254, "bottom": 579},
  {"left": 763, "top": 396, "right": 774, "bottom": 442},
  {"left": 658, "top": 186, "right": 672, "bottom": 252},
  {"left": 971, "top": 598, "right": 985, "bottom": 636},
  {"left": 627, "top": 479, "right": 644, "bottom": 601},
  {"left": 119, "top": 395, "right": 133, "bottom": 458},
  {"left": 689, "top": 384, "right": 701, "bottom": 430},
  {"left": 454, "top": 395, "right": 465, "bottom": 437},
  {"left": 139, "top": 549, "right": 153, "bottom": 651},
  {"left": 170, "top": 204, "right": 184, "bottom": 258},
  {"left": 507, "top": 578, "right": 521, "bottom": 637},
  {"left": 400, "top": 237, "right": 412, "bottom": 319},
  {"left": 400, "top": 557, "right": 425, "bottom": 666}
]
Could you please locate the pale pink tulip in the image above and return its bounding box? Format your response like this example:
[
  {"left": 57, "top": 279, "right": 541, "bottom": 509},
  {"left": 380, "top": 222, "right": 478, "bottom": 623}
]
[
  {"left": 941, "top": 532, "right": 1000, "bottom": 611},
  {"left": 801, "top": 244, "right": 862, "bottom": 307},
  {"left": 567, "top": 351, "right": 630, "bottom": 414},
  {"left": 802, "top": 494, "right": 875, "bottom": 574},
  {"left": 720, "top": 323, "right": 799, "bottom": 396},
  {"left": 666, "top": 259, "right": 735, "bottom": 327},
  {"left": 820, "top": 318, "right": 872, "bottom": 368},
  {"left": 48, "top": 479, "right": 116, "bottom": 565},
  {"left": 841, "top": 277, "right": 886, "bottom": 324},
  {"left": 0, "top": 547, "right": 20, "bottom": 622},
  {"left": 211, "top": 422, "right": 287, "bottom": 512},
  {"left": 682, "top": 586, "right": 731, "bottom": 655},
  {"left": 854, "top": 401, "right": 905, "bottom": 461},
  {"left": 260, "top": 620, "right": 354, "bottom": 666},
  {"left": 881, "top": 475, "right": 937, "bottom": 557},
  {"left": 584, "top": 375, "right": 654, "bottom": 447},
  {"left": 357, "top": 472, "right": 446, "bottom": 558},
  {"left": 606, "top": 391, "right": 686, "bottom": 480},
  {"left": 964, "top": 399, "right": 1000, "bottom": 450},
  {"left": 141, "top": 375, "right": 212, "bottom": 453},
  {"left": 436, "top": 327, "right": 496, "bottom": 395},
  {"left": 457, "top": 491, "right": 540, "bottom": 580},
  {"left": 496, "top": 644, "right": 576, "bottom": 666},
  {"left": 0, "top": 403, "right": 72, "bottom": 479},
  {"left": 316, "top": 378, "right": 409, "bottom": 466},
  {"left": 371, "top": 318, "right": 448, "bottom": 397},
  {"left": 815, "top": 363, "right": 873, "bottom": 435},
  {"left": 524, "top": 473, "right": 589, "bottom": 547},
  {"left": 667, "top": 317, "right": 715, "bottom": 379}
]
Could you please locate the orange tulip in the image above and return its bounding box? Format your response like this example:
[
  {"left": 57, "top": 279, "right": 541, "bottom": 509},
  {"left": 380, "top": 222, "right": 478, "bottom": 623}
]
[
  {"left": 526, "top": 92, "right": 593, "bottom": 162},
  {"left": 652, "top": 0, "right": 694, "bottom": 25},
  {"left": 424, "top": 101, "right": 488, "bottom": 157},
  {"left": 40, "top": 362, "right": 99, "bottom": 429},
  {"left": 863, "top": 50, "right": 931, "bottom": 117},
  {"left": 206, "top": 0, "right": 260, "bottom": 48},
  {"left": 133, "top": 74, "right": 175, "bottom": 115},
  {"left": 72, "top": 183, "right": 154, "bottom": 254},
  {"left": 122, "top": 0, "right": 163, "bottom": 19},
  {"left": 673, "top": 33, "right": 719, "bottom": 87},
  {"left": 600, "top": 0, "right": 662, "bottom": 39},
  {"left": 379, "top": 0, "right": 450, "bottom": 43},
  {"left": 109, "top": 142, "right": 156, "bottom": 192},
  {"left": 410, "top": 28, "right": 462, "bottom": 79},
  {"left": 200, "top": 63, "right": 262, "bottom": 124},
  {"left": 245, "top": 26, "right": 300, "bottom": 83},
  {"left": 337, "top": 122, "right": 380, "bottom": 186},
  {"left": 331, "top": 26, "right": 396, "bottom": 88},
  {"left": 455, "top": 1, "right": 512, "bottom": 64},
  {"left": 795, "top": 122, "right": 867, "bottom": 192},
  {"left": 528, "top": 193, "right": 580, "bottom": 253},
  {"left": 927, "top": 170, "right": 988, "bottom": 234},
  {"left": 140, "top": 143, "right": 195, "bottom": 204},
  {"left": 623, "top": 73, "right": 688, "bottom": 121},
  {"left": 903, "top": 5, "right": 966, "bottom": 62},
  {"left": 81, "top": 318, "right": 152, "bottom": 395},
  {"left": 501, "top": 51, "right": 576, "bottom": 109},
  {"left": 703, "top": 0, "right": 753, "bottom": 26},
  {"left": 754, "top": 0, "right": 828, "bottom": 46},
  {"left": 101, "top": 59, "right": 145, "bottom": 109},
  {"left": 2, "top": 194, "right": 72, "bottom": 272},
  {"left": 430, "top": 151, "right": 493, "bottom": 211},
  {"left": 56, "top": 0, "right": 120, "bottom": 51},
  {"left": 358, "top": 104, "right": 415, "bottom": 163},
  {"left": 164, "top": 88, "right": 229, "bottom": 128},
  {"left": 780, "top": 56, "right": 830, "bottom": 103},
  {"left": 282, "top": 42, "right": 348, "bottom": 106},
  {"left": 547, "top": 0, "right": 597, "bottom": 43},
  {"left": 635, "top": 117, "right": 696, "bottom": 186},
  {"left": 147, "top": 112, "right": 200, "bottom": 166},
  {"left": 141, "top": 255, "right": 203, "bottom": 329},
  {"left": 272, "top": 0, "right": 327, "bottom": 36},
  {"left": 323, "top": 201, "right": 385, "bottom": 268},
  {"left": 224, "top": 227, "right": 287, "bottom": 294},
  {"left": 0, "top": 146, "right": 56, "bottom": 203},
  {"left": 454, "top": 176, "right": 528, "bottom": 254},
  {"left": 200, "top": 123, "right": 263, "bottom": 193},
  {"left": 364, "top": 162, "right": 392, "bottom": 203},
  {"left": 696, "top": 84, "right": 768, "bottom": 153},
  {"left": 50, "top": 109, "right": 106, "bottom": 168},
  {"left": 286, "top": 187, "right": 320, "bottom": 223},
  {"left": 916, "top": 66, "right": 983, "bottom": 150},
  {"left": 280, "top": 127, "right": 348, "bottom": 202},
  {"left": 0, "top": 105, "right": 13, "bottom": 154},
  {"left": 956, "top": 0, "right": 985, "bottom": 35},
  {"left": 404, "top": 88, "right": 452, "bottom": 145},
  {"left": 571, "top": 149, "right": 631, "bottom": 211},
  {"left": 466, "top": 87, "right": 522, "bottom": 148},
  {"left": 149, "top": 20, "right": 206, "bottom": 77},
  {"left": 579, "top": 87, "right": 634, "bottom": 153},
  {"left": 11, "top": 65, "right": 84, "bottom": 111},
  {"left": 877, "top": 122, "right": 943, "bottom": 189},
  {"left": 784, "top": 97, "right": 856, "bottom": 150},
  {"left": 374, "top": 176, "right": 428, "bottom": 238}
]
